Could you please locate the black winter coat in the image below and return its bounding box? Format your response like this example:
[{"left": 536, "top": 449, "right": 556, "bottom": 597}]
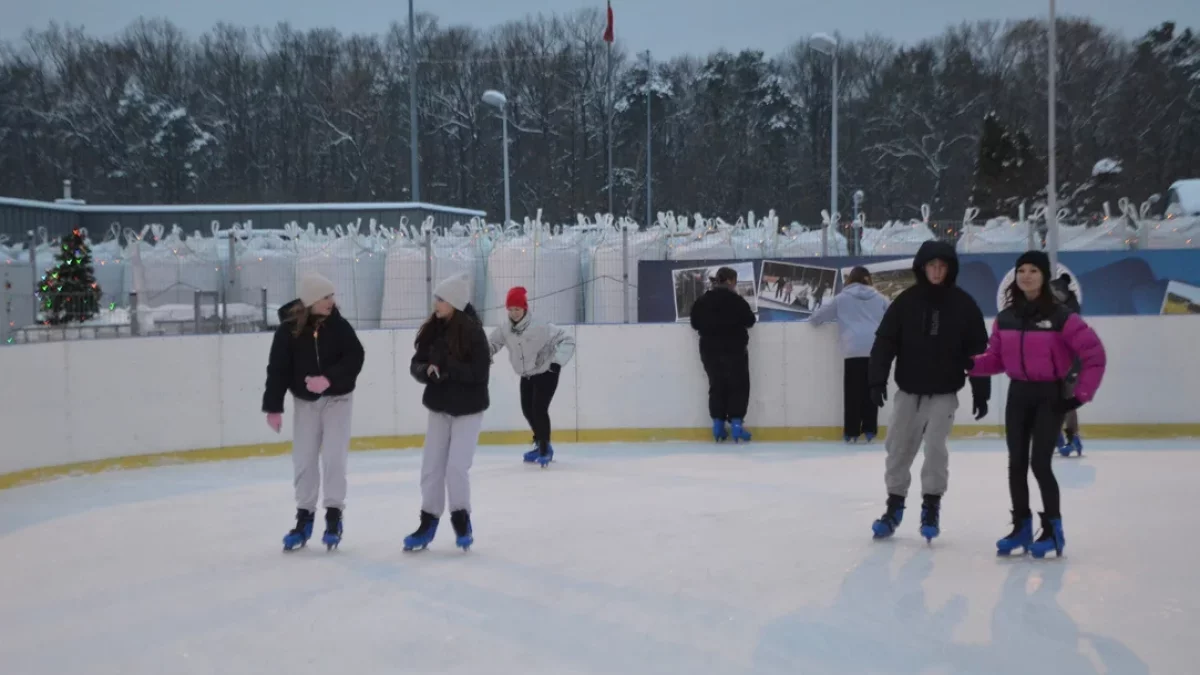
[
  {"left": 262, "top": 301, "right": 366, "bottom": 413},
  {"left": 868, "top": 240, "right": 991, "bottom": 401},
  {"left": 410, "top": 304, "right": 491, "bottom": 416},
  {"left": 689, "top": 286, "right": 757, "bottom": 357}
]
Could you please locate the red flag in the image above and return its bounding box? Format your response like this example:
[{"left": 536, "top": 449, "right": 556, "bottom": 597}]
[{"left": 603, "top": 1, "right": 614, "bottom": 43}]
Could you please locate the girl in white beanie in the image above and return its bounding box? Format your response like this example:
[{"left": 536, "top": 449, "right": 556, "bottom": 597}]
[
  {"left": 263, "top": 272, "right": 365, "bottom": 552},
  {"left": 405, "top": 273, "right": 491, "bottom": 552}
]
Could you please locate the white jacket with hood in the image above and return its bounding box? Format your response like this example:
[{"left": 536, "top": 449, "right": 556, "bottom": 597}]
[
  {"left": 809, "top": 282, "right": 890, "bottom": 358},
  {"left": 489, "top": 312, "right": 576, "bottom": 377}
]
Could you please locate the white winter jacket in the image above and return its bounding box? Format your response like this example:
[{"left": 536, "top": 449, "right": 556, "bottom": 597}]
[{"left": 488, "top": 313, "right": 576, "bottom": 377}]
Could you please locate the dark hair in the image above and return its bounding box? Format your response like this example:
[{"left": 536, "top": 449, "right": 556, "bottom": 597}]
[
  {"left": 1004, "top": 274, "right": 1057, "bottom": 316},
  {"left": 415, "top": 305, "right": 478, "bottom": 360},
  {"left": 712, "top": 267, "right": 738, "bottom": 285},
  {"left": 846, "top": 266, "right": 872, "bottom": 286}
]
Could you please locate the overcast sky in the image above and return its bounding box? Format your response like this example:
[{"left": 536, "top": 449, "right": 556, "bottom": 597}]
[{"left": 4, "top": 0, "right": 1198, "bottom": 58}]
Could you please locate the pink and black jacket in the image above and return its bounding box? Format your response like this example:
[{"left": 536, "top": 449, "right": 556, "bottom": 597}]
[{"left": 969, "top": 304, "right": 1107, "bottom": 403}]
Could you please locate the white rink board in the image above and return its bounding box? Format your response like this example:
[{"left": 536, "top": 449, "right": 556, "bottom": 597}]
[{"left": 2, "top": 316, "right": 1200, "bottom": 475}]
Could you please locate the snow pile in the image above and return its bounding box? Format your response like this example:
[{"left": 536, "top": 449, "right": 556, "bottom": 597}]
[
  {"left": 666, "top": 212, "right": 771, "bottom": 262},
  {"left": 957, "top": 218, "right": 1032, "bottom": 253},
  {"left": 122, "top": 223, "right": 223, "bottom": 307}
]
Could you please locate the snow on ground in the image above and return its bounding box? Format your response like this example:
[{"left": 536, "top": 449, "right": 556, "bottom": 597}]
[{"left": 0, "top": 439, "right": 1191, "bottom": 674}]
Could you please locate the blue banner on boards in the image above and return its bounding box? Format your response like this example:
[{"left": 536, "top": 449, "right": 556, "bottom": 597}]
[{"left": 637, "top": 249, "right": 1200, "bottom": 323}]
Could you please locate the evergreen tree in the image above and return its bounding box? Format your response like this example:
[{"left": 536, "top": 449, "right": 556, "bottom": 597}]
[
  {"left": 971, "top": 112, "right": 1041, "bottom": 219},
  {"left": 39, "top": 229, "right": 102, "bottom": 325}
]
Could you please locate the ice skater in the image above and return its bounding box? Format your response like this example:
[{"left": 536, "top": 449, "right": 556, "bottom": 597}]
[
  {"left": 405, "top": 274, "right": 491, "bottom": 552},
  {"left": 809, "top": 266, "right": 890, "bottom": 443},
  {"left": 263, "top": 272, "right": 365, "bottom": 552},
  {"left": 689, "top": 266, "right": 757, "bottom": 442},
  {"left": 1050, "top": 273, "right": 1084, "bottom": 456},
  {"left": 970, "top": 251, "right": 1106, "bottom": 558},
  {"left": 488, "top": 286, "right": 576, "bottom": 467},
  {"left": 867, "top": 241, "right": 991, "bottom": 542}
]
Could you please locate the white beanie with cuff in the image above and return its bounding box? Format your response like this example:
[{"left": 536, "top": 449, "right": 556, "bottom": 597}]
[
  {"left": 298, "top": 272, "right": 336, "bottom": 307},
  {"left": 433, "top": 273, "right": 471, "bottom": 311}
]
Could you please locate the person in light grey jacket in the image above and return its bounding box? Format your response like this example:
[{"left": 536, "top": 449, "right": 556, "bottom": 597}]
[
  {"left": 810, "top": 266, "right": 890, "bottom": 443},
  {"left": 489, "top": 286, "right": 576, "bottom": 466}
]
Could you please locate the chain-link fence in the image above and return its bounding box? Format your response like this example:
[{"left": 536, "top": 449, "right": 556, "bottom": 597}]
[{"left": 4, "top": 211, "right": 1198, "bottom": 344}]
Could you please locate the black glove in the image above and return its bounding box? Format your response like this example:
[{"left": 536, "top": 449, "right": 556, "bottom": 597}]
[
  {"left": 549, "top": 362, "right": 561, "bottom": 374},
  {"left": 1054, "top": 396, "right": 1082, "bottom": 414},
  {"left": 869, "top": 385, "right": 887, "bottom": 408},
  {"left": 973, "top": 399, "right": 988, "bottom": 420}
]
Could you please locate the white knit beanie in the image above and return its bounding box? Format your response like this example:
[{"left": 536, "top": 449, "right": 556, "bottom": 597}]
[
  {"left": 433, "top": 273, "right": 471, "bottom": 311},
  {"left": 298, "top": 272, "right": 336, "bottom": 307}
]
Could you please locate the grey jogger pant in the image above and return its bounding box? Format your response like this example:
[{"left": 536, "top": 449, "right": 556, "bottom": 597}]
[
  {"left": 884, "top": 391, "right": 958, "bottom": 497},
  {"left": 292, "top": 394, "right": 354, "bottom": 512},
  {"left": 421, "top": 411, "right": 484, "bottom": 517}
]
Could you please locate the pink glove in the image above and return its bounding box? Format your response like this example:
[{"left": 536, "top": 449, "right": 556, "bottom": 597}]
[
  {"left": 305, "top": 375, "right": 331, "bottom": 394},
  {"left": 266, "top": 412, "right": 283, "bottom": 433}
]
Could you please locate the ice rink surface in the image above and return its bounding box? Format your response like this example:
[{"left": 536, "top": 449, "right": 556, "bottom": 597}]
[{"left": 0, "top": 439, "right": 1194, "bottom": 675}]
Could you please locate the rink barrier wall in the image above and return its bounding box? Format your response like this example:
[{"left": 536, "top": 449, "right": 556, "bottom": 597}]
[{"left": 2, "top": 316, "right": 1199, "bottom": 489}]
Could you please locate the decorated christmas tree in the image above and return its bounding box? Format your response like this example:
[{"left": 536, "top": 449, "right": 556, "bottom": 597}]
[{"left": 39, "top": 229, "right": 102, "bottom": 325}]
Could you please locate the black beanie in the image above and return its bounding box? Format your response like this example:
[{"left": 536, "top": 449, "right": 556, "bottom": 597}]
[{"left": 1015, "top": 250, "right": 1052, "bottom": 281}]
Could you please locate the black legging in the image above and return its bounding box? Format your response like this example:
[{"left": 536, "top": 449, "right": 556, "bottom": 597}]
[
  {"left": 520, "top": 369, "right": 560, "bottom": 447},
  {"left": 1005, "top": 380, "right": 1065, "bottom": 519}
]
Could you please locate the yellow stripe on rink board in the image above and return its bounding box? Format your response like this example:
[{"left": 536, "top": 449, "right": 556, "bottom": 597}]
[{"left": 2, "top": 424, "right": 1198, "bottom": 491}]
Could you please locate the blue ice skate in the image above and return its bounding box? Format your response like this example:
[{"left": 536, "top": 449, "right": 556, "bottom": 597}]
[
  {"left": 844, "top": 435, "right": 858, "bottom": 444},
  {"left": 403, "top": 511, "right": 439, "bottom": 551},
  {"left": 523, "top": 447, "right": 541, "bottom": 463},
  {"left": 322, "top": 507, "right": 343, "bottom": 551},
  {"left": 451, "top": 510, "right": 473, "bottom": 551},
  {"left": 730, "top": 418, "right": 751, "bottom": 443},
  {"left": 712, "top": 418, "right": 729, "bottom": 442},
  {"left": 1070, "top": 434, "right": 1083, "bottom": 456},
  {"left": 996, "top": 511, "right": 1033, "bottom": 556},
  {"left": 872, "top": 496, "right": 905, "bottom": 539},
  {"left": 1029, "top": 513, "right": 1065, "bottom": 559},
  {"left": 919, "top": 496, "right": 941, "bottom": 542},
  {"left": 536, "top": 445, "right": 554, "bottom": 468},
  {"left": 282, "top": 509, "right": 314, "bottom": 551},
  {"left": 864, "top": 432, "right": 876, "bottom": 443},
  {"left": 1057, "top": 433, "right": 1071, "bottom": 457}
]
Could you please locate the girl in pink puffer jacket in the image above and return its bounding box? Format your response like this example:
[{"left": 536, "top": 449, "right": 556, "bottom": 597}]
[{"left": 969, "top": 251, "right": 1106, "bottom": 559}]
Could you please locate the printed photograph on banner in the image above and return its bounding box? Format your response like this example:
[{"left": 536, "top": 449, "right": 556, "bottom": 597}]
[
  {"left": 848, "top": 257, "right": 917, "bottom": 301},
  {"left": 1161, "top": 280, "right": 1200, "bottom": 314},
  {"left": 758, "top": 260, "right": 838, "bottom": 315},
  {"left": 672, "top": 262, "right": 758, "bottom": 322},
  {"left": 995, "top": 262, "right": 1081, "bottom": 312}
]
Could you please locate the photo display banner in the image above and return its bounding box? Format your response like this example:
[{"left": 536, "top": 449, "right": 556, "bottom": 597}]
[{"left": 638, "top": 249, "right": 1200, "bottom": 323}]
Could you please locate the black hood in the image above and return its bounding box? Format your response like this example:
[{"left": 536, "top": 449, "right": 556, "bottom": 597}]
[{"left": 912, "top": 240, "right": 959, "bottom": 287}]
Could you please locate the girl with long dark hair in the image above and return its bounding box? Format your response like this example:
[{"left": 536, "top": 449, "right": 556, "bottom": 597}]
[
  {"left": 969, "top": 251, "right": 1106, "bottom": 558},
  {"left": 405, "top": 274, "right": 491, "bottom": 552}
]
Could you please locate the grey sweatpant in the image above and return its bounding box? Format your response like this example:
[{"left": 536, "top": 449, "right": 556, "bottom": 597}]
[
  {"left": 292, "top": 393, "right": 354, "bottom": 512},
  {"left": 421, "top": 411, "right": 484, "bottom": 517},
  {"left": 884, "top": 391, "right": 958, "bottom": 497}
]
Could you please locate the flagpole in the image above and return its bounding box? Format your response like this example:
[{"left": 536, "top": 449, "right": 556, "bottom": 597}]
[{"left": 607, "top": 38, "right": 614, "bottom": 217}]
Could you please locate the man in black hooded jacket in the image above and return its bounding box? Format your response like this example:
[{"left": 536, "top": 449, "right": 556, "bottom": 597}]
[
  {"left": 866, "top": 240, "right": 991, "bottom": 542},
  {"left": 689, "top": 266, "right": 757, "bottom": 443}
]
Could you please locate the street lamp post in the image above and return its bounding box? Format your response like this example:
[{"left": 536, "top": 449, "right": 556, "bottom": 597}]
[
  {"left": 1046, "top": 0, "right": 1060, "bottom": 272},
  {"left": 482, "top": 90, "right": 511, "bottom": 227},
  {"left": 409, "top": 0, "right": 419, "bottom": 202},
  {"left": 809, "top": 32, "right": 839, "bottom": 257}
]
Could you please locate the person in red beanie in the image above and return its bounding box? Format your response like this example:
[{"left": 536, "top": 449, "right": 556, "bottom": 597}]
[{"left": 488, "top": 286, "right": 576, "bottom": 467}]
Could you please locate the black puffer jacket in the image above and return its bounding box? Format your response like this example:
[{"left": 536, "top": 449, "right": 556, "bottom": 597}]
[
  {"left": 868, "top": 241, "right": 991, "bottom": 401},
  {"left": 689, "top": 286, "right": 757, "bottom": 357},
  {"left": 262, "top": 300, "right": 366, "bottom": 413},
  {"left": 410, "top": 304, "right": 491, "bottom": 416}
]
